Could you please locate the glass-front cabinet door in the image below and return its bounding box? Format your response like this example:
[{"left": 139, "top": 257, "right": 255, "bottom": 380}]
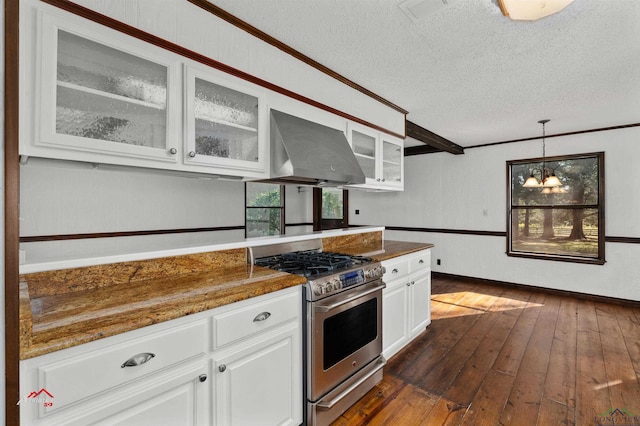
[
  {"left": 184, "top": 65, "right": 267, "bottom": 177},
  {"left": 349, "top": 126, "right": 378, "bottom": 184},
  {"left": 348, "top": 123, "right": 404, "bottom": 191},
  {"left": 37, "top": 12, "right": 179, "bottom": 162},
  {"left": 381, "top": 136, "right": 403, "bottom": 189}
]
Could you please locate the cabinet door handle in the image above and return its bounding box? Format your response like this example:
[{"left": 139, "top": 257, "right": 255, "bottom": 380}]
[
  {"left": 219, "top": 364, "right": 227, "bottom": 373},
  {"left": 199, "top": 374, "right": 207, "bottom": 382},
  {"left": 168, "top": 148, "right": 177, "bottom": 155},
  {"left": 121, "top": 352, "right": 155, "bottom": 368},
  {"left": 253, "top": 312, "right": 271, "bottom": 322},
  {"left": 392, "top": 268, "right": 399, "bottom": 274},
  {"left": 188, "top": 151, "right": 196, "bottom": 158}
]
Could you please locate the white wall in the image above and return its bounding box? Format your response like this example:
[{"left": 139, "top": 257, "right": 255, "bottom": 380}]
[{"left": 351, "top": 126, "right": 640, "bottom": 301}]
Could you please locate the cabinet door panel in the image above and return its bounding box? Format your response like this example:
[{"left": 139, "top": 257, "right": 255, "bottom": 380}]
[
  {"left": 184, "top": 65, "right": 267, "bottom": 175},
  {"left": 410, "top": 272, "right": 431, "bottom": 336},
  {"left": 214, "top": 326, "right": 301, "bottom": 426},
  {"left": 382, "top": 282, "right": 409, "bottom": 359},
  {"left": 38, "top": 11, "right": 179, "bottom": 162}
]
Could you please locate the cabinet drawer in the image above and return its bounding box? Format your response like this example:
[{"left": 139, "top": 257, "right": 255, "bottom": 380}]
[
  {"left": 36, "top": 320, "right": 207, "bottom": 415},
  {"left": 409, "top": 251, "right": 431, "bottom": 273},
  {"left": 213, "top": 290, "right": 300, "bottom": 349},
  {"left": 383, "top": 258, "right": 409, "bottom": 281}
]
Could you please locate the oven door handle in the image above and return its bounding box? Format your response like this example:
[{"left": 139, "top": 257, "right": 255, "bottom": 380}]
[
  {"left": 316, "top": 356, "right": 386, "bottom": 411},
  {"left": 314, "top": 282, "right": 386, "bottom": 313}
]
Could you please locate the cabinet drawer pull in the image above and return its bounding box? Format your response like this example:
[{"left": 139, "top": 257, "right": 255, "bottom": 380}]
[
  {"left": 253, "top": 312, "right": 271, "bottom": 322},
  {"left": 418, "top": 259, "right": 425, "bottom": 264},
  {"left": 121, "top": 352, "right": 155, "bottom": 368},
  {"left": 392, "top": 268, "right": 399, "bottom": 274}
]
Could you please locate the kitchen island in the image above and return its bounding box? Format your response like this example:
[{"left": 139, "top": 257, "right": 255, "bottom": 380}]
[{"left": 18, "top": 227, "right": 432, "bottom": 426}]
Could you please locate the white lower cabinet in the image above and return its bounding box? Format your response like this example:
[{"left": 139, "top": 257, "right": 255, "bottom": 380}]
[
  {"left": 382, "top": 250, "right": 431, "bottom": 360},
  {"left": 213, "top": 324, "right": 301, "bottom": 426},
  {"left": 20, "top": 286, "right": 303, "bottom": 426}
]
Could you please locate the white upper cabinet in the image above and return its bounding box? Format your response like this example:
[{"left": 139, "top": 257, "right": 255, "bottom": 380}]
[
  {"left": 34, "top": 10, "right": 180, "bottom": 163},
  {"left": 183, "top": 64, "right": 267, "bottom": 177},
  {"left": 347, "top": 123, "right": 404, "bottom": 191}
]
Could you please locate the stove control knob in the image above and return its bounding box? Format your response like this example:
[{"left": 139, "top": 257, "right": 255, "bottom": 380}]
[
  {"left": 330, "top": 278, "right": 342, "bottom": 291},
  {"left": 314, "top": 284, "right": 326, "bottom": 296}
]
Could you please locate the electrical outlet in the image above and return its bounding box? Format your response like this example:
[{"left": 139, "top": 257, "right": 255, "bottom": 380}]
[{"left": 437, "top": 259, "right": 441, "bottom": 265}]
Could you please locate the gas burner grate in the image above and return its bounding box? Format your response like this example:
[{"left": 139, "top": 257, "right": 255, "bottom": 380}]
[{"left": 254, "top": 250, "right": 372, "bottom": 277}]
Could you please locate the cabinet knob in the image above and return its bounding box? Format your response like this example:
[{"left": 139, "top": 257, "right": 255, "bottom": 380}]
[
  {"left": 218, "top": 364, "right": 227, "bottom": 373},
  {"left": 382, "top": 178, "right": 386, "bottom": 182},
  {"left": 199, "top": 374, "right": 207, "bottom": 382},
  {"left": 188, "top": 151, "right": 196, "bottom": 158},
  {"left": 168, "top": 148, "right": 177, "bottom": 155},
  {"left": 411, "top": 280, "right": 416, "bottom": 285},
  {"left": 121, "top": 352, "right": 155, "bottom": 368},
  {"left": 406, "top": 282, "right": 411, "bottom": 287},
  {"left": 253, "top": 312, "right": 271, "bottom": 322}
]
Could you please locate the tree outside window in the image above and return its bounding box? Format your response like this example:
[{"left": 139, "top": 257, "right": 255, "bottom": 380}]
[
  {"left": 507, "top": 152, "right": 605, "bottom": 264},
  {"left": 245, "top": 183, "right": 284, "bottom": 237}
]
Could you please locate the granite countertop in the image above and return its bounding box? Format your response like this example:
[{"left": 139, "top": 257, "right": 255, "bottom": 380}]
[
  {"left": 20, "top": 248, "right": 306, "bottom": 359},
  {"left": 327, "top": 239, "right": 434, "bottom": 262},
  {"left": 19, "top": 232, "right": 433, "bottom": 360}
]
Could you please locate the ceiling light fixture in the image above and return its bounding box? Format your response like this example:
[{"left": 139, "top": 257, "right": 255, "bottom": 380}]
[
  {"left": 498, "top": 0, "right": 574, "bottom": 21},
  {"left": 523, "top": 119, "right": 562, "bottom": 189}
]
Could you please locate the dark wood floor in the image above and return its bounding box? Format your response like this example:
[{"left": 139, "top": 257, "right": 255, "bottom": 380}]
[{"left": 332, "top": 275, "right": 640, "bottom": 425}]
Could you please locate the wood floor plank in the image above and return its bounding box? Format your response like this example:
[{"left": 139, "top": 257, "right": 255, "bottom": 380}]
[
  {"left": 330, "top": 277, "right": 640, "bottom": 426},
  {"left": 542, "top": 296, "right": 578, "bottom": 422},
  {"left": 575, "top": 299, "right": 611, "bottom": 425},
  {"left": 596, "top": 303, "right": 640, "bottom": 416},
  {"left": 408, "top": 293, "right": 506, "bottom": 396},
  {"left": 460, "top": 369, "right": 515, "bottom": 426},
  {"left": 332, "top": 375, "right": 406, "bottom": 425},
  {"left": 492, "top": 292, "right": 545, "bottom": 376},
  {"left": 499, "top": 293, "right": 560, "bottom": 424},
  {"left": 443, "top": 307, "right": 521, "bottom": 406}
]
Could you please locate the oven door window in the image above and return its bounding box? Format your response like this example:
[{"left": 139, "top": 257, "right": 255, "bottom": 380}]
[{"left": 323, "top": 298, "right": 378, "bottom": 370}]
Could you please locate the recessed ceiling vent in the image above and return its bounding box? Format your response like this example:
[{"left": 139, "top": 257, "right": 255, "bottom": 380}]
[{"left": 399, "top": 0, "right": 459, "bottom": 22}]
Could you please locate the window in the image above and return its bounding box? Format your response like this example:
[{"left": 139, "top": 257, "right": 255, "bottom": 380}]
[
  {"left": 245, "top": 183, "right": 284, "bottom": 237},
  {"left": 313, "top": 188, "right": 348, "bottom": 231},
  {"left": 507, "top": 152, "right": 605, "bottom": 264}
]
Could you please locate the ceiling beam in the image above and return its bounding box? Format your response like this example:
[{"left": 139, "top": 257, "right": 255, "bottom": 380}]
[
  {"left": 404, "top": 145, "right": 442, "bottom": 156},
  {"left": 405, "top": 120, "right": 464, "bottom": 155}
]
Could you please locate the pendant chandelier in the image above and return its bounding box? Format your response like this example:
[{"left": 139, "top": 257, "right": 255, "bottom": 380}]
[{"left": 523, "top": 119, "right": 562, "bottom": 189}]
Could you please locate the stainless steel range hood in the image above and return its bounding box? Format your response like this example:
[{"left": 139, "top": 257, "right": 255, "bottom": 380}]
[{"left": 267, "top": 109, "right": 366, "bottom": 186}]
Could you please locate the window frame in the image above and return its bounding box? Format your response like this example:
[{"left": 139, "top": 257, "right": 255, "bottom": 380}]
[
  {"left": 244, "top": 182, "right": 285, "bottom": 238},
  {"left": 506, "top": 151, "right": 605, "bottom": 265}
]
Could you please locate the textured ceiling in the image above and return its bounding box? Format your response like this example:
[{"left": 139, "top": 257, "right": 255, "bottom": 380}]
[{"left": 208, "top": 0, "right": 640, "bottom": 148}]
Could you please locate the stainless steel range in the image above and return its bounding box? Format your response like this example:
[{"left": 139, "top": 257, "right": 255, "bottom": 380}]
[{"left": 249, "top": 239, "right": 386, "bottom": 426}]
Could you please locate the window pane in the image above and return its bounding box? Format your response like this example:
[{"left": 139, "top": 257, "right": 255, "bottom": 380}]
[
  {"left": 322, "top": 188, "right": 343, "bottom": 219},
  {"left": 246, "top": 183, "right": 281, "bottom": 207},
  {"left": 511, "top": 156, "right": 599, "bottom": 207},
  {"left": 511, "top": 208, "right": 599, "bottom": 258},
  {"left": 246, "top": 208, "right": 282, "bottom": 237}
]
